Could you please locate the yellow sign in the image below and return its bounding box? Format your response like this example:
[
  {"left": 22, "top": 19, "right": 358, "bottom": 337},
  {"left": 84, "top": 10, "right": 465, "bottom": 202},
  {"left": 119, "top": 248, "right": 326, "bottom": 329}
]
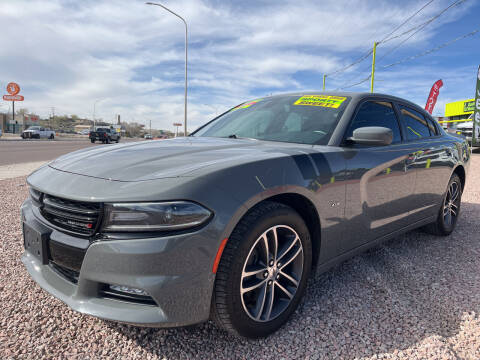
[
  {"left": 294, "top": 95, "right": 346, "bottom": 108},
  {"left": 444, "top": 98, "right": 475, "bottom": 117}
]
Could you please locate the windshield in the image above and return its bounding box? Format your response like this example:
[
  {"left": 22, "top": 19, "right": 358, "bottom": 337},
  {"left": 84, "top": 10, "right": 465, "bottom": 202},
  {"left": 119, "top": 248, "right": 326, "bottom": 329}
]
[
  {"left": 28, "top": 126, "right": 40, "bottom": 130},
  {"left": 97, "top": 128, "right": 109, "bottom": 132},
  {"left": 193, "top": 94, "right": 350, "bottom": 145}
]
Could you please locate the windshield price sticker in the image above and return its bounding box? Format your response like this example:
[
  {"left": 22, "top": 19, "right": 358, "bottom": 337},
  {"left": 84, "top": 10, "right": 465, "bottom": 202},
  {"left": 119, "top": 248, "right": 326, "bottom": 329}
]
[
  {"left": 232, "top": 99, "right": 263, "bottom": 111},
  {"left": 294, "top": 95, "right": 346, "bottom": 108}
]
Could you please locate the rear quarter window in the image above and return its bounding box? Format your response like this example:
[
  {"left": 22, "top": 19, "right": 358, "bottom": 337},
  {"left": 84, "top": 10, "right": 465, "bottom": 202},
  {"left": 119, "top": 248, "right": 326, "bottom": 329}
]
[{"left": 398, "top": 105, "right": 431, "bottom": 140}]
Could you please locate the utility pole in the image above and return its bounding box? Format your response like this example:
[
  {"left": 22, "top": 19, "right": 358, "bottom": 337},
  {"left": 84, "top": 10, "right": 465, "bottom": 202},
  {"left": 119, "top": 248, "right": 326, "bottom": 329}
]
[
  {"left": 323, "top": 75, "right": 326, "bottom": 91},
  {"left": 370, "top": 42, "right": 377, "bottom": 93},
  {"left": 12, "top": 101, "right": 15, "bottom": 133},
  {"left": 51, "top": 107, "right": 55, "bottom": 130},
  {"left": 149, "top": 119, "right": 152, "bottom": 136}
]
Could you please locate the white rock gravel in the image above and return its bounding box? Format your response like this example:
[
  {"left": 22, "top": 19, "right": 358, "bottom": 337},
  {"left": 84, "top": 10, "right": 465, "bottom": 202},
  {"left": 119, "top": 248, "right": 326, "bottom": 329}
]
[
  {"left": 1, "top": 155, "right": 479, "bottom": 359},
  {"left": 0, "top": 161, "right": 46, "bottom": 180}
]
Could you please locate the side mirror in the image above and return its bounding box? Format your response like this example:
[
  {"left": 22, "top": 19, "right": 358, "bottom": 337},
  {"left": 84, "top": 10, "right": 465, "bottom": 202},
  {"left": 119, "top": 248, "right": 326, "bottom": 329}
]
[{"left": 348, "top": 126, "right": 393, "bottom": 146}]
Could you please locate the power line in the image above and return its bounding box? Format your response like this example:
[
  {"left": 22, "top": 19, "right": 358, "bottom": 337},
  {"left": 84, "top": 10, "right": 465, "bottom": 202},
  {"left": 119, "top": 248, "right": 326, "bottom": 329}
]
[
  {"left": 337, "top": 26, "right": 478, "bottom": 91},
  {"left": 334, "top": 0, "right": 468, "bottom": 91},
  {"left": 326, "top": 49, "right": 373, "bottom": 77},
  {"left": 335, "top": 75, "right": 371, "bottom": 91},
  {"left": 381, "top": 28, "right": 479, "bottom": 69},
  {"left": 325, "top": 0, "right": 435, "bottom": 78},
  {"left": 377, "top": 0, "right": 467, "bottom": 62},
  {"left": 379, "top": 0, "right": 435, "bottom": 43}
]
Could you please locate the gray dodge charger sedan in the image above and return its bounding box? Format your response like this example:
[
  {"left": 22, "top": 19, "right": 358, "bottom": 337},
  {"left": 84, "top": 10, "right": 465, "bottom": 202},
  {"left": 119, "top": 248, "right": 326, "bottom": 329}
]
[{"left": 22, "top": 92, "right": 470, "bottom": 338}]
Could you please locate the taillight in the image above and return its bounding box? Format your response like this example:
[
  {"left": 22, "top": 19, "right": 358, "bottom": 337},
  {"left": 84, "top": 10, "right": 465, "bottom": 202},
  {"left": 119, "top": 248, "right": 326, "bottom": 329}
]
[{"left": 104, "top": 133, "right": 107, "bottom": 137}]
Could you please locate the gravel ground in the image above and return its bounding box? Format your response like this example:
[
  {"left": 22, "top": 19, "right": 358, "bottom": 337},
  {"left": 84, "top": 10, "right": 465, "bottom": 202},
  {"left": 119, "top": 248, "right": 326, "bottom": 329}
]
[
  {"left": 1, "top": 155, "right": 480, "bottom": 359},
  {"left": 0, "top": 162, "right": 46, "bottom": 180}
]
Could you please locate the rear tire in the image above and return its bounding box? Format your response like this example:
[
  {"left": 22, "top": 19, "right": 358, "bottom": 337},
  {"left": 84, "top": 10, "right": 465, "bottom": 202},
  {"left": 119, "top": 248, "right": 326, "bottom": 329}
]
[
  {"left": 423, "top": 173, "right": 462, "bottom": 236},
  {"left": 90, "top": 139, "right": 95, "bottom": 143},
  {"left": 49, "top": 134, "right": 54, "bottom": 140},
  {"left": 211, "top": 201, "right": 312, "bottom": 338}
]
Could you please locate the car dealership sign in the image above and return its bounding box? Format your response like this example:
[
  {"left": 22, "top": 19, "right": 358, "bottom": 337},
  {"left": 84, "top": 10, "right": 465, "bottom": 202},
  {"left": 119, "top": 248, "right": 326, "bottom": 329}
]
[
  {"left": 425, "top": 79, "right": 443, "bottom": 114},
  {"left": 473, "top": 66, "right": 480, "bottom": 147}
]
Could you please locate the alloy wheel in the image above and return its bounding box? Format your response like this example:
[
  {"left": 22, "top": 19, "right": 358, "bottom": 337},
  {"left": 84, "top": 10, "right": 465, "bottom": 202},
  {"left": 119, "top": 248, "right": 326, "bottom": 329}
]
[
  {"left": 443, "top": 181, "right": 460, "bottom": 227},
  {"left": 240, "top": 225, "right": 304, "bottom": 322}
]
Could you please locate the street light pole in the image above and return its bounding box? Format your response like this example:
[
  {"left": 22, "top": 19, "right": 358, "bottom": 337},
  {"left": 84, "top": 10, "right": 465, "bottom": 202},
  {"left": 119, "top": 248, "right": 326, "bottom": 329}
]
[{"left": 146, "top": 2, "right": 188, "bottom": 135}]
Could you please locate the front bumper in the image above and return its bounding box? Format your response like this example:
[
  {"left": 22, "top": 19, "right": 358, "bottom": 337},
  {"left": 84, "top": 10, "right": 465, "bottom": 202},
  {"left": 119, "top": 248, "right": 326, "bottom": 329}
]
[
  {"left": 22, "top": 132, "right": 36, "bottom": 139},
  {"left": 21, "top": 198, "right": 217, "bottom": 327}
]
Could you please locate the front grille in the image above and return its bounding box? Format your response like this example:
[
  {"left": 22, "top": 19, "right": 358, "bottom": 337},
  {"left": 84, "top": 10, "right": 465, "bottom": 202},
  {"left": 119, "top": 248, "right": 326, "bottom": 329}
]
[{"left": 39, "top": 193, "right": 102, "bottom": 236}]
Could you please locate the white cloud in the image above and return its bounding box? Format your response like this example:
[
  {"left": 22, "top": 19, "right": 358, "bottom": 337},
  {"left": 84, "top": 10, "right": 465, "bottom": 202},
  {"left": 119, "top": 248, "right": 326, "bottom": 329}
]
[{"left": 0, "top": 0, "right": 474, "bottom": 131}]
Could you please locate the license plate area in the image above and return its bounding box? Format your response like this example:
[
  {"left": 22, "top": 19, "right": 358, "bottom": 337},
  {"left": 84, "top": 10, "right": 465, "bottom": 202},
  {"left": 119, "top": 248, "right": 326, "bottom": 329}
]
[{"left": 23, "top": 222, "right": 49, "bottom": 265}]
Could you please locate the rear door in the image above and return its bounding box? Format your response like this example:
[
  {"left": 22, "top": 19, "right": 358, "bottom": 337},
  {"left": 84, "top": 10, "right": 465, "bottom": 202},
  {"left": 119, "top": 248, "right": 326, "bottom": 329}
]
[
  {"left": 341, "top": 99, "right": 417, "bottom": 252},
  {"left": 396, "top": 104, "right": 454, "bottom": 219}
]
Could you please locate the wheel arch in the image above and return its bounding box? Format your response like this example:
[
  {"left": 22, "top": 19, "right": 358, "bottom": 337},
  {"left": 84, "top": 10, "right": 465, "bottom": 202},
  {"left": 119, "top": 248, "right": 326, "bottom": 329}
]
[
  {"left": 453, "top": 164, "right": 466, "bottom": 191},
  {"left": 223, "top": 189, "right": 322, "bottom": 270}
]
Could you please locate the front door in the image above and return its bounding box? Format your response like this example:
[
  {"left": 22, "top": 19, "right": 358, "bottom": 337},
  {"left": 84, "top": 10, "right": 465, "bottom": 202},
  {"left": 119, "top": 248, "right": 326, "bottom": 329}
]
[{"left": 341, "top": 100, "right": 416, "bottom": 253}]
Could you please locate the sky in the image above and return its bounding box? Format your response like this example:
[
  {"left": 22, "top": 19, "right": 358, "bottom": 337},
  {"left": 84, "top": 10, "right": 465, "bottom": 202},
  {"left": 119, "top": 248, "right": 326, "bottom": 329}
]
[{"left": 0, "top": 0, "right": 479, "bottom": 131}]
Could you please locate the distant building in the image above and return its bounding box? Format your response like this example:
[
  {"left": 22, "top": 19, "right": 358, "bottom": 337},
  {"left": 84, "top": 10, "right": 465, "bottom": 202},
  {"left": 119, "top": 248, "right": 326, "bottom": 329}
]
[
  {"left": 438, "top": 98, "right": 475, "bottom": 130},
  {"left": 6, "top": 113, "right": 40, "bottom": 133},
  {"left": 112, "top": 124, "right": 126, "bottom": 135},
  {"left": 445, "top": 98, "right": 474, "bottom": 121}
]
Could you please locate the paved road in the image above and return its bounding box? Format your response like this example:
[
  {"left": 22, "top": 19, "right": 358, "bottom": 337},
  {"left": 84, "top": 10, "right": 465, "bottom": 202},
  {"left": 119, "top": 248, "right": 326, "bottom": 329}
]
[{"left": 0, "top": 139, "right": 139, "bottom": 166}]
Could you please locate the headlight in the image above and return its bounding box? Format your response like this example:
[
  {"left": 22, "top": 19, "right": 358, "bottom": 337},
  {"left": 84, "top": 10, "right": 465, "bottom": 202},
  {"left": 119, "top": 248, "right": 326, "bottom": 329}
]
[{"left": 103, "top": 201, "right": 212, "bottom": 232}]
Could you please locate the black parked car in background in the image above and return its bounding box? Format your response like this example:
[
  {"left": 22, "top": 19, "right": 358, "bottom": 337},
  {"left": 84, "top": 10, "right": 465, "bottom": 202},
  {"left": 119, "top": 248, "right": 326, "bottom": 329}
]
[
  {"left": 22, "top": 92, "right": 469, "bottom": 338},
  {"left": 89, "top": 127, "right": 120, "bottom": 143}
]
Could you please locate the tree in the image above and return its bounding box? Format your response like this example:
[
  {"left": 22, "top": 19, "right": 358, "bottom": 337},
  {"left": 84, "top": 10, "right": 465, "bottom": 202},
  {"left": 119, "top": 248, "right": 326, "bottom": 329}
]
[{"left": 16, "top": 108, "right": 29, "bottom": 116}]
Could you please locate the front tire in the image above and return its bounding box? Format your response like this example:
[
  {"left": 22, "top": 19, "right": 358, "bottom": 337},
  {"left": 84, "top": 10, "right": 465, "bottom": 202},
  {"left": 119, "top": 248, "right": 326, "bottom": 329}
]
[
  {"left": 424, "top": 173, "right": 462, "bottom": 236},
  {"left": 49, "top": 134, "right": 54, "bottom": 140},
  {"left": 212, "top": 201, "right": 312, "bottom": 338}
]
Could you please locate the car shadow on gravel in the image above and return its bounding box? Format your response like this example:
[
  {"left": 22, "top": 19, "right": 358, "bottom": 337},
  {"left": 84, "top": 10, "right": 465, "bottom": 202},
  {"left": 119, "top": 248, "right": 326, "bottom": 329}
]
[{"left": 109, "top": 202, "right": 480, "bottom": 359}]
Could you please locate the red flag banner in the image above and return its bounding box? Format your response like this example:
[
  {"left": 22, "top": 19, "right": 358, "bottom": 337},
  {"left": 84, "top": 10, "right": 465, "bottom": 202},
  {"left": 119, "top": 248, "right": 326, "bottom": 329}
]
[{"left": 425, "top": 79, "right": 443, "bottom": 114}]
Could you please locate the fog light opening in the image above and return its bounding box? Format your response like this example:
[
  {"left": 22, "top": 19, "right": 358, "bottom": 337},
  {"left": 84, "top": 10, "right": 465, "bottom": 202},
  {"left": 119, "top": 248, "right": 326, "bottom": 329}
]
[{"left": 109, "top": 284, "right": 149, "bottom": 296}]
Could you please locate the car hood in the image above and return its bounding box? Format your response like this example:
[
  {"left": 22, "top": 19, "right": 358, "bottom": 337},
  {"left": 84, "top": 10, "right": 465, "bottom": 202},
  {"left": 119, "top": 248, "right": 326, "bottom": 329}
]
[{"left": 48, "top": 137, "right": 310, "bottom": 182}]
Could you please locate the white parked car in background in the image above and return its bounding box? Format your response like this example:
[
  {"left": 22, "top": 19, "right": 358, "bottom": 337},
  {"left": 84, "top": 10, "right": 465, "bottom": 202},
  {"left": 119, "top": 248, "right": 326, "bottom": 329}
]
[{"left": 21, "top": 126, "right": 55, "bottom": 139}]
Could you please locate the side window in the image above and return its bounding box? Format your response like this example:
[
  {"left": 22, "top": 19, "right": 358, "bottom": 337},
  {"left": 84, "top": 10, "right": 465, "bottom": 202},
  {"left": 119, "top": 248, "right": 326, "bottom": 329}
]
[
  {"left": 40, "top": 128, "right": 45, "bottom": 131},
  {"left": 346, "top": 101, "right": 402, "bottom": 144},
  {"left": 399, "top": 105, "right": 431, "bottom": 140}
]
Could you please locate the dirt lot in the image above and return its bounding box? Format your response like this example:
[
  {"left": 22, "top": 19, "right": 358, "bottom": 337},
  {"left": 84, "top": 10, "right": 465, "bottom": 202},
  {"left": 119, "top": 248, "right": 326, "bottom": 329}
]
[{"left": 1, "top": 155, "right": 479, "bottom": 359}]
